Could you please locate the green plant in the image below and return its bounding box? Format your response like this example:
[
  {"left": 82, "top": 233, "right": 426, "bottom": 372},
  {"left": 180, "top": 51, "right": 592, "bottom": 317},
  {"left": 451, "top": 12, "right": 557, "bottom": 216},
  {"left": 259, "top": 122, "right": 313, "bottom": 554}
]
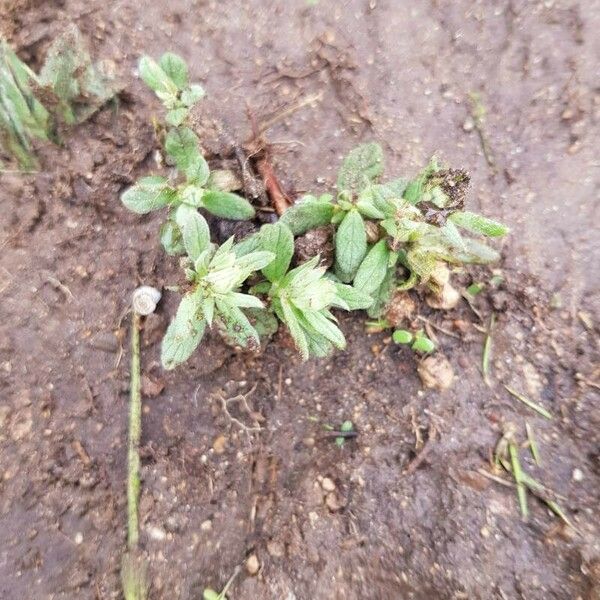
[
  {"left": 121, "top": 52, "right": 509, "bottom": 370},
  {"left": 392, "top": 329, "right": 435, "bottom": 353},
  {"left": 0, "top": 25, "right": 120, "bottom": 168},
  {"left": 282, "top": 148, "right": 508, "bottom": 317},
  {"left": 122, "top": 53, "right": 255, "bottom": 258}
]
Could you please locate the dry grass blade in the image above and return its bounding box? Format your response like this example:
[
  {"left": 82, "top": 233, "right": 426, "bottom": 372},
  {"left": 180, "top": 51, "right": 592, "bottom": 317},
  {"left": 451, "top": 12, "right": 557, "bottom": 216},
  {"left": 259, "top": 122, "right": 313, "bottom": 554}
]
[
  {"left": 504, "top": 385, "right": 553, "bottom": 420},
  {"left": 525, "top": 422, "right": 540, "bottom": 465},
  {"left": 509, "top": 442, "right": 528, "bottom": 520}
]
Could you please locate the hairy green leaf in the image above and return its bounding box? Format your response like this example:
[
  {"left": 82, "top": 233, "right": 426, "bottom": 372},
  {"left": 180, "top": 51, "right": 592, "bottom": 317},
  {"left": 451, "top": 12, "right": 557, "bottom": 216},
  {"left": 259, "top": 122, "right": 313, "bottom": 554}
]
[
  {"left": 161, "top": 290, "right": 206, "bottom": 369},
  {"left": 181, "top": 84, "right": 205, "bottom": 107},
  {"left": 164, "top": 127, "right": 209, "bottom": 184},
  {"left": 201, "top": 190, "right": 255, "bottom": 220},
  {"left": 449, "top": 211, "right": 509, "bottom": 237},
  {"left": 121, "top": 176, "right": 175, "bottom": 214},
  {"left": 354, "top": 239, "right": 390, "bottom": 296},
  {"left": 138, "top": 56, "right": 177, "bottom": 96},
  {"left": 165, "top": 107, "right": 188, "bottom": 127},
  {"left": 337, "top": 143, "right": 384, "bottom": 194},
  {"left": 215, "top": 298, "right": 259, "bottom": 349},
  {"left": 334, "top": 209, "right": 367, "bottom": 283},
  {"left": 332, "top": 283, "right": 373, "bottom": 310},
  {"left": 279, "top": 298, "right": 309, "bottom": 360},
  {"left": 159, "top": 52, "right": 188, "bottom": 90},
  {"left": 302, "top": 310, "right": 346, "bottom": 350},
  {"left": 279, "top": 195, "right": 334, "bottom": 235},
  {"left": 245, "top": 308, "right": 279, "bottom": 339},
  {"left": 181, "top": 210, "right": 210, "bottom": 261},
  {"left": 258, "top": 222, "right": 294, "bottom": 282},
  {"left": 159, "top": 220, "right": 185, "bottom": 255}
]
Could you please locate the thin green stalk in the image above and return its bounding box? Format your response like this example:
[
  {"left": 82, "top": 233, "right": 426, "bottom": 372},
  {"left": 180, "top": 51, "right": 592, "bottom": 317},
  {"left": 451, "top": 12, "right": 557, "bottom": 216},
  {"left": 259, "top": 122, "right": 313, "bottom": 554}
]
[
  {"left": 127, "top": 311, "right": 142, "bottom": 549},
  {"left": 525, "top": 422, "right": 540, "bottom": 465},
  {"left": 509, "top": 442, "right": 528, "bottom": 520},
  {"left": 504, "top": 385, "right": 553, "bottom": 420},
  {"left": 482, "top": 313, "right": 495, "bottom": 386}
]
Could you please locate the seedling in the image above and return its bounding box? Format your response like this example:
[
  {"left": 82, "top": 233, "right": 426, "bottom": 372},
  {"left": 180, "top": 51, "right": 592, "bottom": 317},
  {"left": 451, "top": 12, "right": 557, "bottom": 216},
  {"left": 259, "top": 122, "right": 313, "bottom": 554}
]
[
  {"left": 1, "top": 26, "right": 120, "bottom": 168},
  {"left": 335, "top": 420, "right": 355, "bottom": 447},
  {"left": 392, "top": 329, "right": 435, "bottom": 353},
  {"left": 123, "top": 53, "right": 255, "bottom": 257}
]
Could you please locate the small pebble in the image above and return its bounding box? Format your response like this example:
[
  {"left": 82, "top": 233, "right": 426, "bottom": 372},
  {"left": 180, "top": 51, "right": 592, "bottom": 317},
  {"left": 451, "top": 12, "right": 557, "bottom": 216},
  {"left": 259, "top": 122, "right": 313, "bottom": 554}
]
[
  {"left": 74, "top": 532, "right": 83, "bottom": 545},
  {"left": 246, "top": 554, "right": 260, "bottom": 575},
  {"left": 321, "top": 477, "right": 336, "bottom": 492},
  {"left": 200, "top": 519, "right": 212, "bottom": 531},
  {"left": 572, "top": 468, "right": 584, "bottom": 482},
  {"left": 212, "top": 435, "right": 227, "bottom": 454},
  {"left": 147, "top": 525, "right": 167, "bottom": 541}
]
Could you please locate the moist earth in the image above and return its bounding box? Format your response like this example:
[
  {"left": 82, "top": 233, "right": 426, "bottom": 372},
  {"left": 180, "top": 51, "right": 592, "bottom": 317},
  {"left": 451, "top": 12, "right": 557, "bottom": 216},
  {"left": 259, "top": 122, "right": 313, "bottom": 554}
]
[{"left": 1, "top": 1, "right": 599, "bottom": 599}]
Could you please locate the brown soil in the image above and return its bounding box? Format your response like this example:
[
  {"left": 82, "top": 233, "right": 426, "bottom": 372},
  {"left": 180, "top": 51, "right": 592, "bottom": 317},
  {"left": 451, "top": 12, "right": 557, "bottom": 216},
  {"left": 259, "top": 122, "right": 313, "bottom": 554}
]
[{"left": 1, "top": 1, "right": 599, "bottom": 599}]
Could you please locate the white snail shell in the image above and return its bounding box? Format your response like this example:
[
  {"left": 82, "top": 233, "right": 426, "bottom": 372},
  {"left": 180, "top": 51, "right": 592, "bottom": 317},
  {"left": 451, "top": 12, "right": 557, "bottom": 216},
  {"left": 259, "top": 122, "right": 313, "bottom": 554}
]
[{"left": 132, "top": 286, "right": 162, "bottom": 315}]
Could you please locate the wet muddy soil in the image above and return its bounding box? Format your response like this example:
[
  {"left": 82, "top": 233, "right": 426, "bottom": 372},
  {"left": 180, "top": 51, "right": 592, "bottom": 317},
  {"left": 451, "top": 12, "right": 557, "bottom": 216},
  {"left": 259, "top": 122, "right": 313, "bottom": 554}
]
[{"left": 1, "top": 1, "right": 599, "bottom": 599}]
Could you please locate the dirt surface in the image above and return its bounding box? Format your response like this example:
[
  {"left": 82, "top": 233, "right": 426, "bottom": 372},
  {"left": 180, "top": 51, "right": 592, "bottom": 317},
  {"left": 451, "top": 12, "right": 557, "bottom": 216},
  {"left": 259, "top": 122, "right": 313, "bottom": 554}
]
[{"left": 1, "top": 1, "right": 599, "bottom": 599}]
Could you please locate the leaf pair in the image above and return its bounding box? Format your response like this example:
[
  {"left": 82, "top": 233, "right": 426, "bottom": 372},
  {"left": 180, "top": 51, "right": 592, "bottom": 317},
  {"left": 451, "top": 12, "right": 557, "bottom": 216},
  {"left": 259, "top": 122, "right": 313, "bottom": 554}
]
[{"left": 138, "top": 53, "right": 205, "bottom": 126}]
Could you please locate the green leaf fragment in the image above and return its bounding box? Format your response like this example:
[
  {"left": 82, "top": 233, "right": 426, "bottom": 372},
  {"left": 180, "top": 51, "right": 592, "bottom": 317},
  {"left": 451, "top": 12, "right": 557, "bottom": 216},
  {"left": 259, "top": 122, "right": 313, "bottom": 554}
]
[
  {"left": 181, "top": 210, "right": 210, "bottom": 261},
  {"left": 139, "top": 55, "right": 178, "bottom": 96},
  {"left": 165, "top": 127, "right": 209, "bottom": 184},
  {"left": 354, "top": 239, "right": 390, "bottom": 296},
  {"left": 159, "top": 52, "right": 188, "bottom": 90},
  {"left": 279, "top": 195, "right": 334, "bottom": 235},
  {"left": 121, "top": 176, "right": 176, "bottom": 214},
  {"left": 449, "top": 211, "right": 509, "bottom": 237},
  {"left": 337, "top": 142, "right": 384, "bottom": 194},
  {"left": 258, "top": 222, "right": 294, "bottom": 282},
  {"left": 201, "top": 190, "right": 255, "bottom": 220},
  {"left": 392, "top": 329, "right": 413, "bottom": 344},
  {"left": 335, "top": 209, "right": 367, "bottom": 283},
  {"left": 161, "top": 290, "right": 207, "bottom": 369}
]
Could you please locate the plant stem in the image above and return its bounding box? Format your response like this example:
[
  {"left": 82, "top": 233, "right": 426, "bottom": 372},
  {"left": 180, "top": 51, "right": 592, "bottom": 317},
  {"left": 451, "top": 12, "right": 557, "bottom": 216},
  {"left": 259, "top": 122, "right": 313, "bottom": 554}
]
[{"left": 127, "top": 311, "right": 142, "bottom": 550}]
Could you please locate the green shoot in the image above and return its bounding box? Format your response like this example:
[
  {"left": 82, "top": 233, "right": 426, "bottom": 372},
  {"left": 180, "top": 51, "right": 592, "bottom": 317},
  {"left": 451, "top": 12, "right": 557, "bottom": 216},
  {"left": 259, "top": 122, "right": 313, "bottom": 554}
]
[
  {"left": 392, "top": 328, "right": 435, "bottom": 353},
  {"left": 336, "top": 420, "right": 354, "bottom": 447}
]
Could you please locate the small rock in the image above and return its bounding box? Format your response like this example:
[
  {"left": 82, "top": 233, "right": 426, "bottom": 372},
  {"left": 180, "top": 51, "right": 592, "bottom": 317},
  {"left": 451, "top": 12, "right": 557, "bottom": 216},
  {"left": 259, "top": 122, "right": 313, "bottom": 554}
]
[
  {"left": 246, "top": 554, "right": 260, "bottom": 575},
  {"left": 572, "top": 468, "right": 584, "bottom": 482},
  {"left": 74, "top": 532, "right": 83, "bottom": 545},
  {"left": 266, "top": 539, "right": 285, "bottom": 558},
  {"left": 426, "top": 284, "right": 460, "bottom": 310},
  {"left": 141, "top": 374, "right": 164, "bottom": 398},
  {"left": 417, "top": 355, "right": 454, "bottom": 391},
  {"left": 200, "top": 519, "right": 212, "bottom": 531},
  {"left": 321, "top": 477, "right": 336, "bottom": 492},
  {"left": 212, "top": 435, "right": 227, "bottom": 454},
  {"left": 147, "top": 525, "right": 167, "bottom": 541},
  {"left": 325, "top": 491, "right": 345, "bottom": 512},
  {"left": 462, "top": 116, "right": 475, "bottom": 132}
]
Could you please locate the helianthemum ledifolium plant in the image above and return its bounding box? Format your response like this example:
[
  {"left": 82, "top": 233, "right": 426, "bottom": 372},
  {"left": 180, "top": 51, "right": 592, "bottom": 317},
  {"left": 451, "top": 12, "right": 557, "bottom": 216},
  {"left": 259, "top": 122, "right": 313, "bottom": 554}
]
[
  {"left": 121, "top": 51, "right": 509, "bottom": 370},
  {"left": 122, "top": 52, "right": 255, "bottom": 259},
  {"left": 0, "top": 25, "right": 120, "bottom": 169}
]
